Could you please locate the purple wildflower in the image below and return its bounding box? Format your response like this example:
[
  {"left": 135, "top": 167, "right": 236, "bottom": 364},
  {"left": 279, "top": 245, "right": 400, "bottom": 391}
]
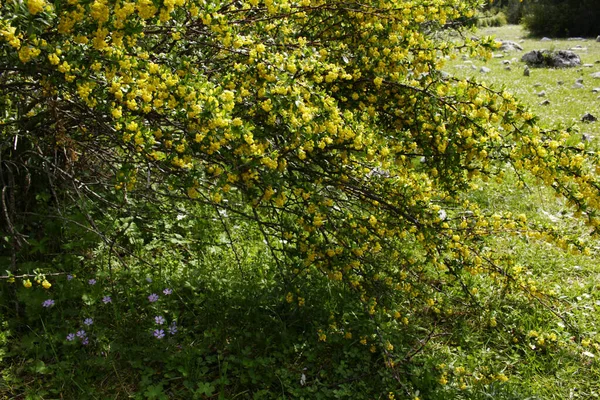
[
  {"left": 82, "top": 337, "right": 89, "bottom": 345},
  {"left": 88, "top": 279, "right": 96, "bottom": 285},
  {"left": 66, "top": 333, "right": 75, "bottom": 341},
  {"left": 168, "top": 322, "right": 177, "bottom": 335},
  {"left": 146, "top": 277, "right": 153, "bottom": 283},
  {"left": 42, "top": 299, "right": 55, "bottom": 308},
  {"left": 84, "top": 318, "right": 93, "bottom": 326},
  {"left": 148, "top": 293, "right": 159, "bottom": 302},
  {"left": 163, "top": 288, "right": 172, "bottom": 295},
  {"left": 76, "top": 330, "right": 86, "bottom": 338},
  {"left": 102, "top": 296, "right": 112, "bottom": 304},
  {"left": 154, "top": 316, "right": 165, "bottom": 325},
  {"left": 67, "top": 275, "right": 73, "bottom": 281},
  {"left": 153, "top": 329, "right": 165, "bottom": 339}
]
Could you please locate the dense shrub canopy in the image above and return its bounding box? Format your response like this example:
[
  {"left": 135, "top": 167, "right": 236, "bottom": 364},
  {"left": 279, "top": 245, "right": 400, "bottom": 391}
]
[
  {"left": 522, "top": 0, "right": 600, "bottom": 37},
  {"left": 1, "top": 0, "right": 600, "bottom": 397}
]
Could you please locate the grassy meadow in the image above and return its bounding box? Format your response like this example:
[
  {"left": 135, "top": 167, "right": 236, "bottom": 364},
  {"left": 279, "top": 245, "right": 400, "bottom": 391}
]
[{"left": 442, "top": 24, "right": 600, "bottom": 399}]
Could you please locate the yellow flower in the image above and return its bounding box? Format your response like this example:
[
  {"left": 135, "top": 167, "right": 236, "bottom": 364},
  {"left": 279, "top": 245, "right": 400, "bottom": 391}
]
[
  {"left": 42, "top": 279, "right": 52, "bottom": 289},
  {"left": 23, "top": 279, "right": 32, "bottom": 288},
  {"left": 27, "top": 0, "right": 46, "bottom": 15}
]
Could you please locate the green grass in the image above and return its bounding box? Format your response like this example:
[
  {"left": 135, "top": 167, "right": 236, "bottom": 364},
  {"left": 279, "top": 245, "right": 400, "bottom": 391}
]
[
  {"left": 444, "top": 24, "right": 600, "bottom": 399},
  {"left": 449, "top": 24, "right": 600, "bottom": 140}
]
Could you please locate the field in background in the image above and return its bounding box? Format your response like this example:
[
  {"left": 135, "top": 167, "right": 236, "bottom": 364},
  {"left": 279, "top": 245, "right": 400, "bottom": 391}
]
[
  {"left": 445, "top": 24, "right": 600, "bottom": 399},
  {"left": 449, "top": 25, "right": 600, "bottom": 140}
]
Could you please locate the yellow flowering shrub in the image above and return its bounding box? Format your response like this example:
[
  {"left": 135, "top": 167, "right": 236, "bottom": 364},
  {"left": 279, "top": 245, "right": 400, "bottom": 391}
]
[{"left": 2, "top": 0, "right": 600, "bottom": 396}]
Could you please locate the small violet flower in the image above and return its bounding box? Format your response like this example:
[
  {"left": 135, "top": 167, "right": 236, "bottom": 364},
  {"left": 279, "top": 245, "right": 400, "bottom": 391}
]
[
  {"left": 148, "top": 293, "right": 159, "bottom": 303},
  {"left": 163, "top": 288, "right": 172, "bottom": 295},
  {"left": 76, "top": 330, "right": 86, "bottom": 338},
  {"left": 168, "top": 322, "right": 177, "bottom": 335},
  {"left": 42, "top": 299, "right": 55, "bottom": 308},
  {"left": 88, "top": 279, "right": 96, "bottom": 285},
  {"left": 154, "top": 316, "right": 165, "bottom": 325},
  {"left": 153, "top": 329, "right": 165, "bottom": 339},
  {"left": 82, "top": 337, "right": 89, "bottom": 345},
  {"left": 66, "top": 333, "right": 75, "bottom": 341},
  {"left": 67, "top": 275, "right": 73, "bottom": 281},
  {"left": 102, "top": 296, "right": 112, "bottom": 304},
  {"left": 84, "top": 318, "right": 93, "bottom": 326},
  {"left": 146, "top": 277, "right": 153, "bottom": 283}
]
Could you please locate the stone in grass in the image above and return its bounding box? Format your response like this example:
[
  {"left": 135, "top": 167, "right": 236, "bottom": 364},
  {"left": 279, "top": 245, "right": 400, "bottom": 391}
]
[
  {"left": 573, "top": 82, "right": 584, "bottom": 89},
  {"left": 597, "top": 35, "right": 600, "bottom": 42},
  {"left": 537, "top": 90, "right": 546, "bottom": 97},
  {"left": 502, "top": 60, "right": 511, "bottom": 65},
  {"left": 480, "top": 66, "right": 491, "bottom": 73},
  {"left": 540, "top": 99, "right": 551, "bottom": 106},
  {"left": 521, "top": 50, "right": 581, "bottom": 68},
  {"left": 533, "top": 83, "right": 542, "bottom": 87},
  {"left": 541, "top": 37, "right": 552, "bottom": 42},
  {"left": 592, "top": 72, "right": 600, "bottom": 79},
  {"left": 581, "top": 113, "right": 597, "bottom": 123},
  {"left": 497, "top": 40, "right": 523, "bottom": 52},
  {"left": 582, "top": 133, "right": 592, "bottom": 142},
  {"left": 557, "top": 81, "right": 564, "bottom": 85},
  {"left": 524, "top": 66, "right": 530, "bottom": 76},
  {"left": 592, "top": 88, "right": 600, "bottom": 94},
  {"left": 584, "top": 64, "right": 594, "bottom": 68},
  {"left": 504, "top": 66, "right": 512, "bottom": 71}
]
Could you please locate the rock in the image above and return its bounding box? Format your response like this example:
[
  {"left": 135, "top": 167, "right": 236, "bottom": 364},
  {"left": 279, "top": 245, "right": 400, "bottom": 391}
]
[
  {"left": 597, "top": 35, "right": 600, "bottom": 42},
  {"left": 540, "top": 99, "right": 551, "bottom": 106},
  {"left": 573, "top": 82, "right": 585, "bottom": 89},
  {"left": 497, "top": 40, "right": 523, "bottom": 52},
  {"left": 523, "top": 66, "right": 530, "bottom": 76},
  {"left": 568, "top": 37, "right": 586, "bottom": 41},
  {"left": 533, "top": 83, "right": 542, "bottom": 87},
  {"left": 557, "top": 80, "right": 564, "bottom": 85},
  {"left": 592, "top": 72, "right": 600, "bottom": 79},
  {"left": 502, "top": 60, "right": 511, "bottom": 65},
  {"left": 581, "top": 113, "right": 597, "bottom": 122},
  {"left": 584, "top": 64, "right": 594, "bottom": 68},
  {"left": 541, "top": 37, "right": 552, "bottom": 42},
  {"left": 593, "top": 88, "right": 600, "bottom": 93},
  {"left": 493, "top": 53, "right": 505, "bottom": 58},
  {"left": 521, "top": 50, "right": 581, "bottom": 68},
  {"left": 576, "top": 78, "right": 584, "bottom": 84},
  {"left": 471, "top": 64, "right": 477, "bottom": 70},
  {"left": 480, "top": 66, "right": 491, "bottom": 73},
  {"left": 582, "top": 133, "right": 592, "bottom": 142},
  {"left": 463, "top": 60, "right": 473, "bottom": 64},
  {"left": 504, "top": 66, "right": 511, "bottom": 71},
  {"left": 536, "top": 90, "right": 546, "bottom": 97}
]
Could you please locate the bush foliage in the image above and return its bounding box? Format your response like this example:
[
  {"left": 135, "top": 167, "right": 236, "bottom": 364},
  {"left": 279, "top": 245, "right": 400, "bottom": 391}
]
[
  {"left": 522, "top": 0, "right": 600, "bottom": 37},
  {"left": 1, "top": 0, "right": 600, "bottom": 398}
]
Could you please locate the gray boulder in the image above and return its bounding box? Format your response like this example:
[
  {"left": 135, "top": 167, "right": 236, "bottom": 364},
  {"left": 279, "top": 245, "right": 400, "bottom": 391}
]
[
  {"left": 521, "top": 50, "right": 581, "bottom": 68},
  {"left": 497, "top": 40, "right": 523, "bottom": 52},
  {"left": 597, "top": 35, "right": 600, "bottom": 42},
  {"left": 540, "top": 99, "right": 551, "bottom": 106},
  {"left": 592, "top": 72, "right": 600, "bottom": 79},
  {"left": 582, "top": 113, "right": 597, "bottom": 123},
  {"left": 480, "top": 66, "right": 491, "bottom": 73},
  {"left": 536, "top": 90, "right": 546, "bottom": 97}
]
